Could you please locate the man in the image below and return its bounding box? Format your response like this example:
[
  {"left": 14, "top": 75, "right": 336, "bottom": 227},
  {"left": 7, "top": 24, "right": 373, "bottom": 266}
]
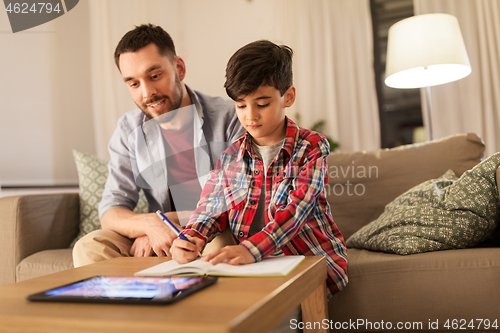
[{"left": 73, "top": 24, "right": 244, "bottom": 266}]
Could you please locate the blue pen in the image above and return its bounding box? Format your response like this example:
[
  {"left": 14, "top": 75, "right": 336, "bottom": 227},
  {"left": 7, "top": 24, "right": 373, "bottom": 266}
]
[{"left": 156, "top": 210, "right": 201, "bottom": 256}]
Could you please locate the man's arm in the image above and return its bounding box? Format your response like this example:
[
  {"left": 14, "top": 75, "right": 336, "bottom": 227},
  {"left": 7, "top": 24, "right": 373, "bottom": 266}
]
[
  {"left": 99, "top": 112, "right": 193, "bottom": 256},
  {"left": 101, "top": 207, "right": 191, "bottom": 256}
]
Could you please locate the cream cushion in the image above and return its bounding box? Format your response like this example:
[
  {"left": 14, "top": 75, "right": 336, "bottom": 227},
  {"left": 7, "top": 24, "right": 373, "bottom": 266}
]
[{"left": 17, "top": 249, "right": 73, "bottom": 282}]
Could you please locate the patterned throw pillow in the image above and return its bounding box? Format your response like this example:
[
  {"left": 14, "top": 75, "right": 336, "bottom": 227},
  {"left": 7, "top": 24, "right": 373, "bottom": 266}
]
[
  {"left": 70, "top": 150, "right": 148, "bottom": 247},
  {"left": 346, "top": 152, "right": 500, "bottom": 255}
]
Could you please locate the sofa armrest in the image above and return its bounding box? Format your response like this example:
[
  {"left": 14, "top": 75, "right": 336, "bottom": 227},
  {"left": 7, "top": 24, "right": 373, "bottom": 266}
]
[{"left": 0, "top": 193, "right": 79, "bottom": 285}]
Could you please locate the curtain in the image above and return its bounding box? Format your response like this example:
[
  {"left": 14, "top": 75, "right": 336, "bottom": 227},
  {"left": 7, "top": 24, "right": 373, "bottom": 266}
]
[
  {"left": 89, "top": 0, "right": 380, "bottom": 158},
  {"left": 414, "top": 0, "right": 500, "bottom": 157},
  {"left": 278, "top": 0, "right": 380, "bottom": 152}
]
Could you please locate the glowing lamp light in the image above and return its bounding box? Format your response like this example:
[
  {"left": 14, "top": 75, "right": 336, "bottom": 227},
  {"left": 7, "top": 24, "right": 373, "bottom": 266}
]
[{"left": 384, "top": 13, "right": 471, "bottom": 139}]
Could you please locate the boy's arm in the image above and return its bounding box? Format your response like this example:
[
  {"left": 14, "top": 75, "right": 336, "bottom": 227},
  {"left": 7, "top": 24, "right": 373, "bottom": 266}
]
[
  {"left": 240, "top": 137, "right": 331, "bottom": 261},
  {"left": 180, "top": 166, "right": 229, "bottom": 244}
]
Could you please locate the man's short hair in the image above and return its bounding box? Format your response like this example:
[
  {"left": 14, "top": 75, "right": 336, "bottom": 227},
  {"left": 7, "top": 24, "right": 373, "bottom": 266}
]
[
  {"left": 114, "top": 24, "right": 176, "bottom": 69},
  {"left": 224, "top": 40, "right": 293, "bottom": 101}
]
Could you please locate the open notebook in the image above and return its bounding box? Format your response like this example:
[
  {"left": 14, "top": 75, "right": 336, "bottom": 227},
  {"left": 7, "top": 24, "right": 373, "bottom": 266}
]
[{"left": 135, "top": 255, "right": 305, "bottom": 277}]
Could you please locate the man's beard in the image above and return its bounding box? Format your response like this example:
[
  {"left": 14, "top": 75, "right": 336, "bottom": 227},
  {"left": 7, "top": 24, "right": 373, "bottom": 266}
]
[{"left": 138, "top": 75, "right": 184, "bottom": 120}]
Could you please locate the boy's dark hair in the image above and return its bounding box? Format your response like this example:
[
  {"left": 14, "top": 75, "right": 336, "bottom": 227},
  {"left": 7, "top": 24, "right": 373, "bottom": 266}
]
[
  {"left": 224, "top": 40, "right": 293, "bottom": 100},
  {"left": 114, "top": 24, "right": 176, "bottom": 69}
]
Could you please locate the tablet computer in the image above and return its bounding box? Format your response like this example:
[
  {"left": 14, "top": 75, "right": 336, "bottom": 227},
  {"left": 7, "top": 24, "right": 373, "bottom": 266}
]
[{"left": 26, "top": 275, "right": 218, "bottom": 305}]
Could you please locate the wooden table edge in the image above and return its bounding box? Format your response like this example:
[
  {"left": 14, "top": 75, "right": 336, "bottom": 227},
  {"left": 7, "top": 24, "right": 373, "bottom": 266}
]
[{"left": 229, "top": 256, "right": 329, "bottom": 333}]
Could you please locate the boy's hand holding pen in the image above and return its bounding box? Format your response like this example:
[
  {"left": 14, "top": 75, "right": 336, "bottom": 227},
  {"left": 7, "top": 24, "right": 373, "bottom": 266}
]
[{"left": 156, "top": 211, "right": 203, "bottom": 259}]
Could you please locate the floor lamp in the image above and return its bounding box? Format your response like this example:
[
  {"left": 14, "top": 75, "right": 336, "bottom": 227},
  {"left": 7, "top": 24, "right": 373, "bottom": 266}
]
[{"left": 384, "top": 13, "right": 471, "bottom": 140}]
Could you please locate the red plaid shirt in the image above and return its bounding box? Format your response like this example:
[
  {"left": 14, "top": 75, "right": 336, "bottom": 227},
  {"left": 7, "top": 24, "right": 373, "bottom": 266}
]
[{"left": 182, "top": 117, "right": 348, "bottom": 295}]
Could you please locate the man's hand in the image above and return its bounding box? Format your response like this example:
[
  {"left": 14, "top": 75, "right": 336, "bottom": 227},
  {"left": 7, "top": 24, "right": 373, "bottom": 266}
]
[
  {"left": 171, "top": 235, "right": 205, "bottom": 264},
  {"left": 129, "top": 235, "right": 153, "bottom": 257},
  {"left": 201, "top": 245, "right": 255, "bottom": 265},
  {"left": 143, "top": 212, "right": 182, "bottom": 257}
]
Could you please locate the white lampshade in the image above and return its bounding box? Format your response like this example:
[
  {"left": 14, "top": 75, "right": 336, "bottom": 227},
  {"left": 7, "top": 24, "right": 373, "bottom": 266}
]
[{"left": 385, "top": 13, "right": 471, "bottom": 89}]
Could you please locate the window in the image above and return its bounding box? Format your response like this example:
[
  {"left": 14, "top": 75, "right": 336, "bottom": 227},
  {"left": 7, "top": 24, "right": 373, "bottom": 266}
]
[{"left": 371, "top": 0, "right": 423, "bottom": 148}]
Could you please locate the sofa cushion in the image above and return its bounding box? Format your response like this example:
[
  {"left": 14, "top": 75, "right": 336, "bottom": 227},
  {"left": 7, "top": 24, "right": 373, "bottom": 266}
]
[
  {"left": 497, "top": 166, "right": 500, "bottom": 198},
  {"left": 16, "top": 249, "right": 74, "bottom": 282},
  {"left": 346, "top": 153, "right": 500, "bottom": 255},
  {"left": 71, "top": 150, "right": 148, "bottom": 246},
  {"left": 329, "top": 248, "right": 500, "bottom": 328},
  {"left": 327, "top": 133, "right": 485, "bottom": 240}
]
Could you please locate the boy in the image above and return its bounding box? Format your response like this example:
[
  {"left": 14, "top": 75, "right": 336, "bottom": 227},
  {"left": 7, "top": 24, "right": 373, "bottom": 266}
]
[{"left": 171, "top": 40, "right": 348, "bottom": 296}]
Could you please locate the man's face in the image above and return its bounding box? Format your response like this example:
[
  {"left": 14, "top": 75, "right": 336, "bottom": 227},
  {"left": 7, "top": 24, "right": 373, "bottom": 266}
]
[
  {"left": 119, "top": 43, "right": 184, "bottom": 119},
  {"left": 234, "top": 85, "right": 295, "bottom": 146}
]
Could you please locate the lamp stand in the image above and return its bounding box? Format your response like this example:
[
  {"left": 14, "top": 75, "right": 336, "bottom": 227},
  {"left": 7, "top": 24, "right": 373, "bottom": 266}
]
[{"left": 425, "top": 85, "right": 433, "bottom": 141}]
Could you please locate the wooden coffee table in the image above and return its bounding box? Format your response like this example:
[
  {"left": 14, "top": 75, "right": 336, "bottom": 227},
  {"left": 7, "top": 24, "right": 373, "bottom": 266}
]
[{"left": 0, "top": 256, "right": 329, "bottom": 333}]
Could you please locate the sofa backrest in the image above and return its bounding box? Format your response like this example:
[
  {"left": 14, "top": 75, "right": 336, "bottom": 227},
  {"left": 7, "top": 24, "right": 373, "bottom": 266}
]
[{"left": 326, "top": 133, "right": 485, "bottom": 240}]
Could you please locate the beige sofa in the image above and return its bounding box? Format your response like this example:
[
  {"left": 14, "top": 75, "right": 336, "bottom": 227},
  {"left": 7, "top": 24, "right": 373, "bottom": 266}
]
[
  {"left": 1, "top": 133, "right": 499, "bottom": 332},
  {"left": 327, "top": 133, "right": 500, "bottom": 332},
  {"left": 0, "top": 193, "right": 77, "bottom": 285}
]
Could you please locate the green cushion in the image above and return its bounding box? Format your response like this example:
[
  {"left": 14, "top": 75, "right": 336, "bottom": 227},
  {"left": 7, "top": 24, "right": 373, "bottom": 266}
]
[
  {"left": 70, "top": 150, "right": 148, "bottom": 247},
  {"left": 346, "top": 152, "right": 500, "bottom": 255}
]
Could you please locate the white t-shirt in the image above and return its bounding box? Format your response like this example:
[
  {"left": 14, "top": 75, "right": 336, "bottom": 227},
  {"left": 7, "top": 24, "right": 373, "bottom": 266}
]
[{"left": 249, "top": 139, "right": 285, "bottom": 237}]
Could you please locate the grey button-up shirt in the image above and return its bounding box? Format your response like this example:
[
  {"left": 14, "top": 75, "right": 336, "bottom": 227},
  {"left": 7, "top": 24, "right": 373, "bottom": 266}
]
[{"left": 99, "top": 86, "right": 245, "bottom": 221}]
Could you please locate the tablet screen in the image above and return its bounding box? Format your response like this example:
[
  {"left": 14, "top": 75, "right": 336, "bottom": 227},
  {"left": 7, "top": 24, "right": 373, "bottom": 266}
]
[{"left": 27, "top": 275, "right": 217, "bottom": 304}]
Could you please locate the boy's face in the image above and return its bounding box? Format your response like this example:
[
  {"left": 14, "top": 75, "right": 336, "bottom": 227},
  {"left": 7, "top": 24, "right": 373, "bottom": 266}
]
[{"left": 235, "top": 85, "right": 295, "bottom": 146}]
